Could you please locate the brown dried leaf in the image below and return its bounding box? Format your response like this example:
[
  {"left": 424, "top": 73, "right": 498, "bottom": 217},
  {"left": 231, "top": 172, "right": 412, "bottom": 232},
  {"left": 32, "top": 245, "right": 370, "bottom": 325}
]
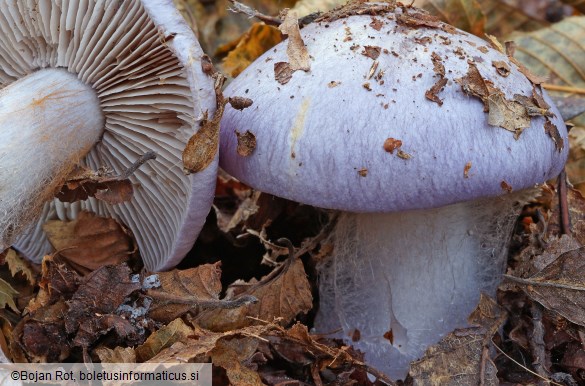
[
  {"left": 65, "top": 264, "right": 141, "bottom": 348},
  {"left": 210, "top": 340, "right": 264, "bottom": 386},
  {"left": 18, "top": 302, "right": 70, "bottom": 362},
  {"left": 135, "top": 318, "right": 195, "bottom": 362},
  {"left": 397, "top": 9, "right": 455, "bottom": 32},
  {"left": 422, "top": 0, "right": 485, "bottom": 36},
  {"left": 229, "top": 96, "right": 254, "bottom": 110},
  {"left": 370, "top": 17, "right": 384, "bottom": 30},
  {"left": 487, "top": 92, "right": 531, "bottom": 136},
  {"left": 455, "top": 62, "right": 494, "bottom": 111},
  {"left": 278, "top": 10, "right": 310, "bottom": 72},
  {"left": 506, "top": 247, "right": 585, "bottom": 327},
  {"left": 0, "top": 278, "right": 18, "bottom": 313},
  {"left": 5, "top": 249, "right": 35, "bottom": 285},
  {"left": 56, "top": 165, "right": 133, "bottom": 205},
  {"left": 492, "top": 60, "right": 510, "bottom": 77},
  {"left": 361, "top": 45, "right": 381, "bottom": 60},
  {"left": 484, "top": 33, "right": 504, "bottom": 53},
  {"left": 409, "top": 313, "right": 500, "bottom": 386},
  {"left": 544, "top": 119, "right": 564, "bottom": 152},
  {"left": 95, "top": 346, "right": 136, "bottom": 363},
  {"left": 195, "top": 258, "right": 312, "bottom": 331},
  {"left": 25, "top": 255, "right": 80, "bottom": 313},
  {"left": 220, "top": 23, "right": 283, "bottom": 78},
  {"left": 217, "top": 191, "right": 261, "bottom": 233},
  {"left": 43, "top": 212, "right": 135, "bottom": 272},
  {"left": 425, "top": 77, "right": 448, "bottom": 106},
  {"left": 147, "top": 263, "right": 222, "bottom": 324},
  {"left": 274, "top": 61, "right": 294, "bottom": 85},
  {"left": 236, "top": 130, "right": 257, "bottom": 157},
  {"left": 431, "top": 52, "right": 445, "bottom": 76},
  {"left": 183, "top": 74, "right": 225, "bottom": 174}
]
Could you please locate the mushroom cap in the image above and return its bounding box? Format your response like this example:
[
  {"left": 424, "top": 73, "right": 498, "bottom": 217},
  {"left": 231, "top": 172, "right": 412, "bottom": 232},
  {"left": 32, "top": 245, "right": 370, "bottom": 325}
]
[
  {"left": 220, "top": 7, "right": 568, "bottom": 212},
  {"left": 2, "top": 0, "right": 216, "bottom": 271}
]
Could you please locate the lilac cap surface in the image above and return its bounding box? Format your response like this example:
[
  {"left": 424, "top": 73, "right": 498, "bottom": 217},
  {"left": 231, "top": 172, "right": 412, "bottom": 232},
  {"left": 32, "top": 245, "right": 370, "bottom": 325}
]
[
  {"left": 220, "top": 6, "right": 568, "bottom": 212},
  {"left": 4, "top": 0, "right": 217, "bottom": 270}
]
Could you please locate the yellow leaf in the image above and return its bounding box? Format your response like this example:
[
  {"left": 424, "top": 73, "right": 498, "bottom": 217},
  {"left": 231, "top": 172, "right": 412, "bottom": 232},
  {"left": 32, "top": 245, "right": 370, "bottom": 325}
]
[
  {"left": 220, "top": 23, "right": 283, "bottom": 78},
  {"left": 5, "top": 249, "right": 35, "bottom": 285},
  {"left": 0, "top": 277, "right": 19, "bottom": 313}
]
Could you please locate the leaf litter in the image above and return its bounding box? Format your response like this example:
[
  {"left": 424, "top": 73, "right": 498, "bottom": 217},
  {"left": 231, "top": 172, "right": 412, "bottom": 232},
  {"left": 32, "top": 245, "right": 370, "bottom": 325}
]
[{"left": 3, "top": 1, "right": 585, "bottom": 385}]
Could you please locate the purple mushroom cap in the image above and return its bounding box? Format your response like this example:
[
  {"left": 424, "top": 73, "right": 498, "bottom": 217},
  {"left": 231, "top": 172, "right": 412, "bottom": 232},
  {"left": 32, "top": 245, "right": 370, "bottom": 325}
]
[{"left": 220, "top": 8, "right": 568, "bottom": 213}]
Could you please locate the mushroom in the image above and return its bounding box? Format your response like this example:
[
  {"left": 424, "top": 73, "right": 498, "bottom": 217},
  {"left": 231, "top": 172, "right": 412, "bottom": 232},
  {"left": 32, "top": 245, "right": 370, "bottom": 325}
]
[
  {"left": 219, "top": 3, "right": 568, "bottom": 379},
  {"left": 0, "top": 0, "right": 217, "bottom": 271}
]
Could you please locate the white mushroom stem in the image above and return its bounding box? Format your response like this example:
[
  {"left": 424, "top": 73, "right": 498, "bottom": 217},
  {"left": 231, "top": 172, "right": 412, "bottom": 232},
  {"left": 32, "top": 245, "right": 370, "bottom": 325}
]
[
  {"left": 315, "top": 193, "right": 527, "bottom": 379},
  {"left": 0, "top": 68, "right": 103, "bottom": 250}
]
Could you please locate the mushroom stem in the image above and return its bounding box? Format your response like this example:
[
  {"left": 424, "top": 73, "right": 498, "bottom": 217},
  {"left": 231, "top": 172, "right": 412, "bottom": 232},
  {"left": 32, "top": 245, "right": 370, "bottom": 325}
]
[
  {"left": 0, "top": 68, "right": 103, "bottom": 250},
  {"left": 315, "top": 193, "right": 527, "bottom": 379}
]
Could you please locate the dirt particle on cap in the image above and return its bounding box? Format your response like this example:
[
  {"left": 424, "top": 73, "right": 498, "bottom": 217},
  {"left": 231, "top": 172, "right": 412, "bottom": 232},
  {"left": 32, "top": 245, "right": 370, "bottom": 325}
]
[
  {"left": 464, "top": 162, "right": 472, "bottom": 178},
  {"left": 500, "top": 180, "right": 513, "bottom": 193},
  {"left": 383, "top": 138, "right": 402, "bottom": 153},
  {"left": 358, "top": 168, "right": 368, "bottom": 177}
]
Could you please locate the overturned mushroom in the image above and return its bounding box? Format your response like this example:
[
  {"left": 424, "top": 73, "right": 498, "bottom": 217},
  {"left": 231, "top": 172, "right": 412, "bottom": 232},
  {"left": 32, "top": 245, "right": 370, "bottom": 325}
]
[
  {"left": 0, "top": 0, "right": 217, "bottom": 270},
  {"left": 219, "top": 3, "right": 568, "bottom": 379}
]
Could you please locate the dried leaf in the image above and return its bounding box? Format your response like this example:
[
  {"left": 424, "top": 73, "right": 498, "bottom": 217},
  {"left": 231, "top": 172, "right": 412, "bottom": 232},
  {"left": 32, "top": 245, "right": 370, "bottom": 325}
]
[
  {"left": 544, "top": 119, "right": 564, "bottom": 152},
  {"left": 220, "top": 23, "right": 283, "bottom": 78},
  {"left": 135, "top": 318, "right": 195, "bottom": 362},
  {"left": 487, "top": 92, "right": 531, "bottom": 136},
  {"left": 236, "top": 130, "right": 257, "bottom": 157},
  {"left": 183, "top": 74, "right": 225, "bottom": 174},
  {"left": 229, "top": 97, "right": 254, "bottom": 110},
  {"left": 410, "top": 295, "right": 504, "bottom": 386},
  {"left": 512, "top": 16, "right": 585, "bottom": 127},
  {"left": 0, "top": 278, "right": 18, "bottom": 313},
  {"left": 95, "top": 346, "right": 136, "bottom": 363},
  {"left": 278, "top": 10, "right": 310, "bottom": 72},
  {"left": 292, "top": 0, "right": 347, "bottom": 16},
  {"left": 195, "top": 258, "right": 312, "bottom": 331},
  {"left": 361, "top": 45, "right": 381, "bottom": 60},
  {"left": 506, "top": 247, "right": 585, "bottom": 327},
  {"left": 274, "top": 61, "right": 294, "bottom": 85},
  {"left": 18, "top": 302, "right": 70, "bottom": 362},
  {"left": 455, "top": 62, "right": 494, "bottom": 111},
  {"left": 65, "top": 264, "right": 141, "bottom": 347},
  {"left": 147, "top": 263, "right": 222, "bottom": 324},
  {"left": 56, "top": 166, "right": 132, "bottom": 205},
  {"left": 43, "top": 212, "right": 135, "bottom": 272},
  {"left": 210, "top": 340, "right": 264, "bottom": 386},
  {"left": 5, "top": 249, "right": 35, "bottom": 285},
  {"left": 492, "top": 60, "right": 510, "bottom": 77},
  {"left": 425, "top": 77, "right": 448, "bottom": 106},
  {"left": 216, "top": 191, "right": 261, "bottom": 233},
  {"left": 397, "top": 9, "right": 455, "bottom": 32},
  {"left": 422, "top": 0, "right": 486, "bottom": 36}
]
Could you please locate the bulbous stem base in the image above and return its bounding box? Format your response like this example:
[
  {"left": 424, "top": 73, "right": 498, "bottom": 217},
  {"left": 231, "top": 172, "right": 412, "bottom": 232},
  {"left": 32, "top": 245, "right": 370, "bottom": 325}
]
[{"left": 315, "top": 193, "right": 527, "bottom": 379}]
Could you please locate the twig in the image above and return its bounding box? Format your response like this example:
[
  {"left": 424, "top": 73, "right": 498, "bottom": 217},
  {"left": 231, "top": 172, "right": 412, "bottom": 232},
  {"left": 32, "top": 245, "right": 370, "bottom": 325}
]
[
  {"left": 529, "top": 302, "right": 549, "bottom": 383},
  {"left": 148, "top": 292, "right": 257, "bottom": 310},
  {"left": 503, "top": 274, "right": 585, "bottom": 291},
  {"left": 227, "top": 0, "right": 282, "bottom": 26},
  {"left": 542, "top": 84, "right": 585, "bottom": 95},
  {"left": 493, "top": 342, "right": 563, "bottom": 386},
  {"left": 558, "top": 169, "right": 571, "bottom": 235},
  {"left": 119, "top": 151, "right": 157, "bottom": 179}
]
